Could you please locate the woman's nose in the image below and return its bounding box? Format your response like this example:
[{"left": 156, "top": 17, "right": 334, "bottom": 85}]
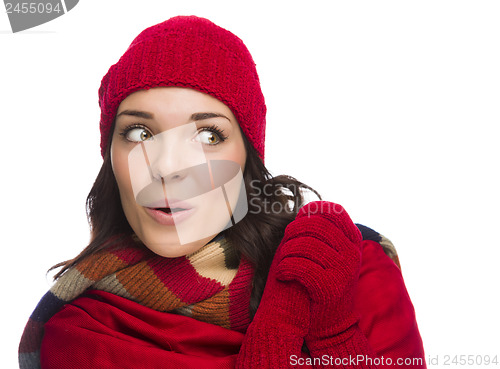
[{"left": 146, "top": 127, "right": 206, "bottom": 182}]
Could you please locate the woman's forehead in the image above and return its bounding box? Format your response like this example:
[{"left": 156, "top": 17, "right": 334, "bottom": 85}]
[{"left": 117, "top": 87, "right": 234, "bottom": 116}]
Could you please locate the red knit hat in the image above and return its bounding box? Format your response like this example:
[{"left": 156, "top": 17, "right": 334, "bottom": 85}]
[{"left": 98, "top": 15, "right": 266, "bottom": 160}]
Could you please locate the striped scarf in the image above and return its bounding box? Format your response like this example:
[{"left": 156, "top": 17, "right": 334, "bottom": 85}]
[{"left": 19, "top": 233, "right": 254, "bottom": 369}]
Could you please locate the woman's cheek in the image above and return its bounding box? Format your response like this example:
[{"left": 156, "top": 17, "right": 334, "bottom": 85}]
[
  {"left": 209, "top": 142, "right": 246, "bottom": 170},
  {"left": 111, "top": 143, "right": 134, "bottom": 197}
]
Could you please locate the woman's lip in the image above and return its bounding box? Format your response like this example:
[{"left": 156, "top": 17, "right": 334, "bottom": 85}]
[{"left": 144, "top": 207, "right": 195, "bottom": 226}]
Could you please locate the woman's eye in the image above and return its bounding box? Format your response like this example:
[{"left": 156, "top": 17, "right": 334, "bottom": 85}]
[
  {"left": 125, "top": 127, "right": 153, "bottom": 142},
  {"left": 195, "top": 130, "right": 221, "bottom": 145}
]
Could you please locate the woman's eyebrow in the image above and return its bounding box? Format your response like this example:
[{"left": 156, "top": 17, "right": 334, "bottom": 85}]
[
  {"left": 116, "top": 110, "right": 154, "bottom": 119},
  {"left": 191, "top": 112, "right": 230, "bottom": 122},
  {"left": 115, "top": 110, "right": 230, "bottom": 122}
]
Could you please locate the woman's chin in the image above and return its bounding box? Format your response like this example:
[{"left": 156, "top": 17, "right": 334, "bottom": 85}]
[
  {"left": 141, "top": 234, "right": 216, "bottom": 258},
  {"left": 134, "top": 208, "right": 229, "bottom": 257}
]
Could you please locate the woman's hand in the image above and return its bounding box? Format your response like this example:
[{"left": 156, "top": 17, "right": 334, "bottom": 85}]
[
  {"left": 276, "top": 201, "right": 362, "bottom": 352},
  {"left": 236, "top": 201, "right": 376, "bottom": 368}
]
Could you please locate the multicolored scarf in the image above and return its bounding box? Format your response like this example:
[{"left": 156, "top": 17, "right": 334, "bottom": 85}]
[{"left": 19, "top": 233, "right": 254, "bottom": 369}]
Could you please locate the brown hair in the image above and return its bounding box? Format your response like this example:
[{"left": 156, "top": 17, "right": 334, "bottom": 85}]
[{"left": 51, "top": 122, "right": 320, "bottom": 317}]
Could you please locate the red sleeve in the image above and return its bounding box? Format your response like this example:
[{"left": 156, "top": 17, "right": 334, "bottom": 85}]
[{"left": 354, "top": 240, "right": 426, "bottom": 368}]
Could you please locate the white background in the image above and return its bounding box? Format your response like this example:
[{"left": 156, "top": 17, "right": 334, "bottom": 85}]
[{"left": 1, "top": 1, "right": 499, "bottom": 367}]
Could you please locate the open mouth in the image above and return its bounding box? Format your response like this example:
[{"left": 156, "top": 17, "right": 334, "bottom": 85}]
[
  {"left": 156, "top": 207, "right": 188, "bottom": 214},
  {"left": 145, "top": 204, "right": 194, "bottom": 226}
]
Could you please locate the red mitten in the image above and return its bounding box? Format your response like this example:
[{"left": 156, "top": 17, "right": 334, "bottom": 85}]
[{"left": 236, "top": 201, "right": 377, "bottom": 368}]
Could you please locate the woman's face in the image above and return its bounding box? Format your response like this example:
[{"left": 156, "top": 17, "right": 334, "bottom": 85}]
[{"left": 111, "top": 87, "right": 247, "bottom": 257}]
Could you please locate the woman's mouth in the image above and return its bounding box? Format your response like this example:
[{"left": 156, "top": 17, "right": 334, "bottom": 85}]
[{"left": 144, "top": 202, "right": 195, "bottom": 226}]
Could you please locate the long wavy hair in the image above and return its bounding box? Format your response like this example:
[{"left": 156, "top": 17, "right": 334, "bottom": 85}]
[{"left": 52, "top": 121, "right": 321, "bottom": 318}]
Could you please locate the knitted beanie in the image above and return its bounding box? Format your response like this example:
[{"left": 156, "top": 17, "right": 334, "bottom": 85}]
[{"left": 98, "top": 15, "right": 267, "bottom": 160}]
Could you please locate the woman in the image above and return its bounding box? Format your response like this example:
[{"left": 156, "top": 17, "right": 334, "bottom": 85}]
[{"left": 19, "top": 15, "right": 425, "bottom": 368}]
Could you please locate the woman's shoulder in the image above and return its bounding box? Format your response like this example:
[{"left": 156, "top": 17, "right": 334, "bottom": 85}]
[{"left": 355, "top": 223, "right": 401, "bottom": 269}]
